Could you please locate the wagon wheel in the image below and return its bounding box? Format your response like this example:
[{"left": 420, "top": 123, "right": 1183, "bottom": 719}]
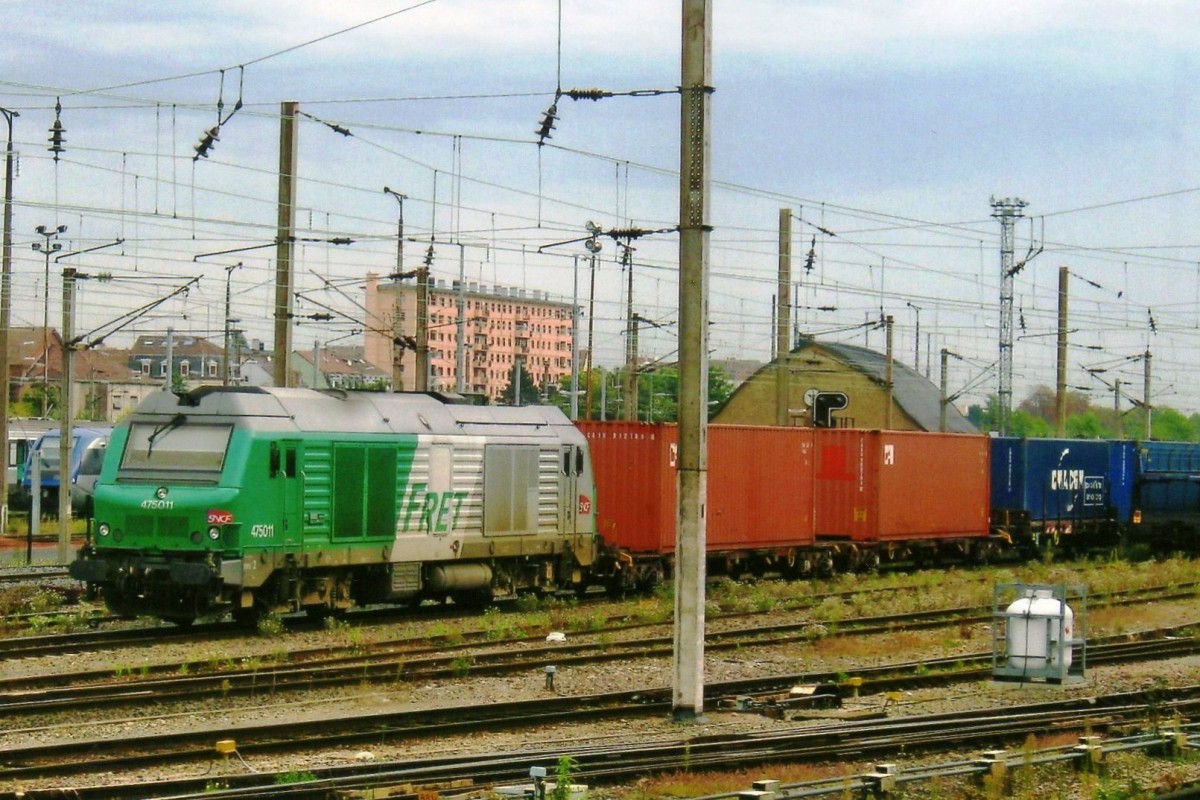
[{"left": 970, "top": 540, "right": 993, "bottom": 567}]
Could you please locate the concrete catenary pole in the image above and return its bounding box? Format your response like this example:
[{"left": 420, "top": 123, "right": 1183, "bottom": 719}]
[
  {"left": 622, "top": 244, "right": 638, "bottom": 421},
  {"left": 223, "top": 262, "right": 241, "bottom": 386},
  {"left": 1114, "top": 379, "right": 1123, "bottom": 439},
  {"left": 674, "top": 0, "right": 711, "bottom": 723},
  {"left": 775, "top": 208, "right": 791, "bottom": 427},
  {"left": 163, "top": 327, "right": 174, "bottom": 391},
  {"left": 456, "top": 244, "right": 466, "bottom": 393},
  {"left": 0, "top": 107, "right": 18, "bottom": 531},
  {"left": 585, "top": 254, "right": 597, "bottom": 419},
  {"left": 273, "top": 101, "right": 299, "bottom": 388},
  {"left": 939, "top": 348, "right": 949, "bottom": 433},
  {"left": 1055, "top": 266, "right": 1068, "bottom": 437},
  {"left": 57, "top": 268, "right": 77, "bottom": 563},
  {"left": 415, "top": 267, "right": 430, "bottom": 391},
  {"left": 1143, "top": 349, "right": 1152, "bottom": 439},
  {"left": 570, "top": 255, "right": 580, "bottom": 420},
  {"left": 384, "top": 188, "right": 407, "bottom": 390},
  {"left": 884, "top": 315, "right": 894, "bottom": 430}
]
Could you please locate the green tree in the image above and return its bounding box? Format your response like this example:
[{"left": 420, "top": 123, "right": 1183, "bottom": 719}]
[
  {"left": 18, "top": 384, "right": 60, "bottom": 419},
  {"left": 1009, "top": 409, "right": 1052, "bottom": 438},
  {"left": 498, "top": 363, "right": 542, "bottom": 406},
  {"left": 1151, "top": 408, "right": 1194, "bottom": 442},
  {"left": 553, "top": 364, "right": 735, "bottom": 423},
  {"left": 1065, "top": 411, "right": 1113, "bottom": 439},
  {"left": 966, "top": 396, "right": 1000, "bottom": 432},
  {"left": 707, "top": 365, "right": 735, "bottom": 420}
]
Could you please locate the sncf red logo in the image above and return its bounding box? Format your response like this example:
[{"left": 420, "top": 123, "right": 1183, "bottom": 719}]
[
  {"left": 207, "top": 509, "right": 234, "bottom": 525},
  {"left": 577, "top": 495, "right": 592, "bottom": 515}
]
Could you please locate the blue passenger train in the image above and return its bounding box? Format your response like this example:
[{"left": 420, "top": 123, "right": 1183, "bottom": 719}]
[{"left": 19, "top": 425, "right": 112, "bottom": 513}]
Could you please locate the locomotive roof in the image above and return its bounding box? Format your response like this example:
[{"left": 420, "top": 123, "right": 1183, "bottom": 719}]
[{"left": 126, "top": 387, "right": 579, "bottom": 438}]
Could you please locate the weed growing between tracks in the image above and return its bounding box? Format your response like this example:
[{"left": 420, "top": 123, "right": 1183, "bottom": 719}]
[
  {"left": 0, "top": 585, "right": 69, "bottom": 616},
  {"left": 620, "top": 762, "right": 852, "bottom": 799}
]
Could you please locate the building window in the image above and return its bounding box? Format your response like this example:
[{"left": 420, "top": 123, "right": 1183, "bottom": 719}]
[
  {"left": 207, "top": 361, "right": 218, "bottom": 377},
  {"left": 140, "top": 361, "right": 150, "bottom": 376},
  {"left": 180, "top": 361, "right": 190, "bottom": 377}
]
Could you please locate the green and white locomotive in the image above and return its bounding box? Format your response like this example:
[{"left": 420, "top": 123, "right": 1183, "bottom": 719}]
[{"left": 70, "top": 387, "right": 601, "bottom": 625}]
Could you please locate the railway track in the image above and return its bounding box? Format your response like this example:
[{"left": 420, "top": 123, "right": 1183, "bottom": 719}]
[
  {"left": 2, "top": 573, "right": 1193, "bottom": 660},
  {"left": 2, "top": 623, "right": 1198, "bottom": 779},
  {"left": 2, "top": 582, "right": 1196, "bottom": 716},
  {"left": 3, "top": 682, "right": 1200, "bottom": 799},
  {"left": 0, "top": 566, "right": 70, "bottom": 583}
]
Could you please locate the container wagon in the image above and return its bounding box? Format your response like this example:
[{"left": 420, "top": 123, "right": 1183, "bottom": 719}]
[
  {"left": 579, "top": 422, "right": 822, "bottom": 590},
  {"left": 1130, "top": 440, "right": 1200, "bottom": 553},
  {"left": 812, "top": 429, "right": 993, "bottom": 568},
  {"left": 990, "top": 437, "right": 1134, "bottom": 553}
]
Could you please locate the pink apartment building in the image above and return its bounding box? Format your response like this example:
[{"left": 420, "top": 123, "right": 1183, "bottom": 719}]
[{"left": 364, "top": 273, "right": 577, "bottom": 401}]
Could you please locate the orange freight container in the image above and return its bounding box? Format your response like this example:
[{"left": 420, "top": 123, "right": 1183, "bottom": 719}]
[
  {"left": 579, "top": 422, "right": 816, "bottom": 554},
  {"left": 812, "top": 429, "right": 989, "bottom": 543}
]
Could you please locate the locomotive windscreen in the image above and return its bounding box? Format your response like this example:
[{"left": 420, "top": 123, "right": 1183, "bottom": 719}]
[{"left": 120, "top": 422, "right": 233, "bottom": 474}]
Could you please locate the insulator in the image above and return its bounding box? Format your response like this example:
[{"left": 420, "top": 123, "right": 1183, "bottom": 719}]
[
  {"left": 47, "top": 119, "right": 66, "bottom": 160},
  {"left": 193, "top": 126, "right": 220, "bottom": 160},
  {"left": 536, "top": 103, "right": 558, "bottom": 144},
  {"left": 566, "top": 88, "right": 608, "bottom": 101}
]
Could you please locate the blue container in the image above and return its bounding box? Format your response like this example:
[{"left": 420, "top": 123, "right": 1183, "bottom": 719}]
[
  {"left": 991, "top": 438, "right": 1135, "bottom": 534},
  {"left": 1134, "top": 440, "right": 1200, "bottom": 532}
]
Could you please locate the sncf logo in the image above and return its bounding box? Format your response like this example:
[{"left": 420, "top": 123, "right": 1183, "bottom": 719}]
[{"left": 207, "top": 509, "right": 234, "bottom": 525}]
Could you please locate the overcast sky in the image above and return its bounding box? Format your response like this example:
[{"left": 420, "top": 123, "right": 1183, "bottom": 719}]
[{"left": 3, "top": 1, "right": 1199, "bottom": 413}]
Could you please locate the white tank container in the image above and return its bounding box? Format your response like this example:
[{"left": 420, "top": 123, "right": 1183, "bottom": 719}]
[{"left": 1006, "top": 589, "right": 1074, "bottom": 671}]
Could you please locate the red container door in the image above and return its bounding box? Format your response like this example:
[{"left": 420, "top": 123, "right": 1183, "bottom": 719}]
[
  {"left": 876, "top": 432, "right": 989, "bottom": 540},
  {"left": 707, "top": 426, "right": 815, "bottom": 550},
  {"left": 578, "top": 422, "right": 676, "bottom": 554},
  {"left": 813, "top": 429, "right": 877, "bottom": 542}
]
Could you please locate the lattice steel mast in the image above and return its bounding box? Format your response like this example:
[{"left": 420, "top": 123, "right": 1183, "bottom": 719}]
[{"left": 991, "top": 196, "right": 1027, "bottom": 435}]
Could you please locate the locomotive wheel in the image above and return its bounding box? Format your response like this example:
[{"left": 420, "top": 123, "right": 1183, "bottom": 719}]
[
  {"left": 232, "top": 603, "right": 262, "bottom": 629},
  {"left": 305, "top": 604, "right": 344, "bottom": 624},
  {"left": 452, "top": 589, "right": 494, "bottom": 609}
]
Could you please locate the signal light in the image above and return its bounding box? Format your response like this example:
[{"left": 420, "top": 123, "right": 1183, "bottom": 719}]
[{"left": 194, "top": 126, "right": 220, "bottom": 161}]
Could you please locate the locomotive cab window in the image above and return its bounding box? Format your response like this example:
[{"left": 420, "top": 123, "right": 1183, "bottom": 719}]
[{"left": 119, "top": 422, "right": 232, "bottom": 479}]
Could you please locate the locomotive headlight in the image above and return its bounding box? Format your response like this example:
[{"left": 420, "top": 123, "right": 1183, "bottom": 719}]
[
  {"left": 207, "top": 526, "right": 221, "bottom": 541},
  {"left": 98, "top": 523, "right": 111, "bottom": 537}
]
